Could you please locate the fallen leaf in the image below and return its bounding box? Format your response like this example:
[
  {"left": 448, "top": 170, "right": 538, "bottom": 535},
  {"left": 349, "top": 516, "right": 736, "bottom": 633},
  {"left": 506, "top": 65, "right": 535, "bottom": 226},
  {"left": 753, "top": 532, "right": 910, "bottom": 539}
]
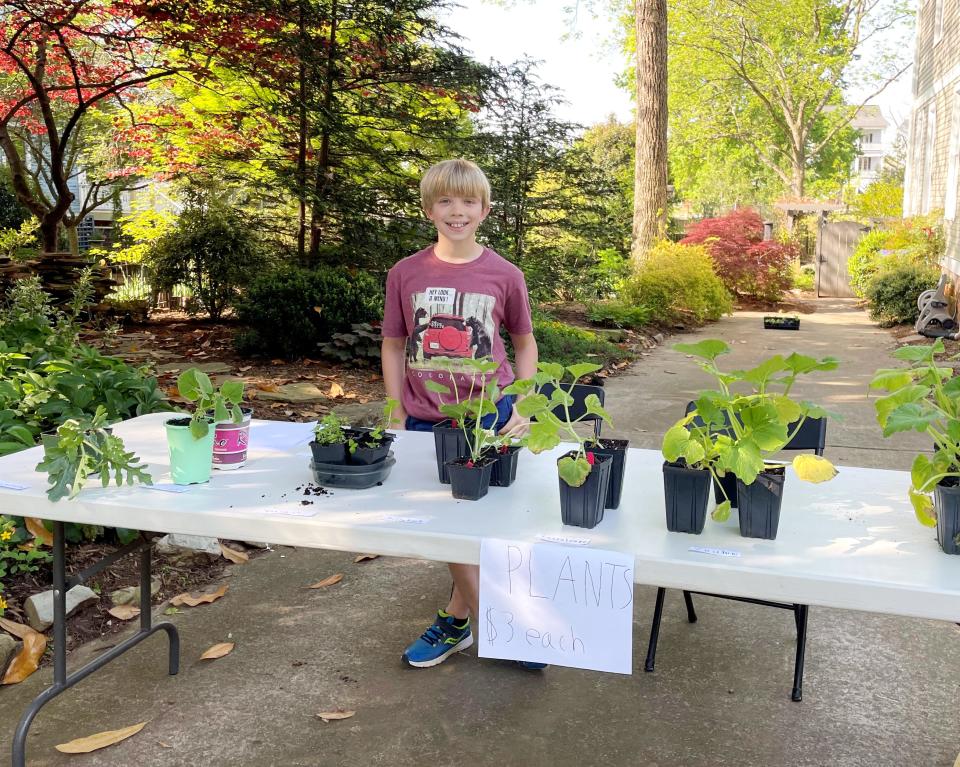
[
  {"left": 270, "top": 359, "right": 285, "bottom": 365},
  {"left": 55, "top": 722, "right": 147, "bottom": 753},
  {"left": 24, "top": 517, "right": 52, "bottom": 547},
  {"left": 328, "top": 382, "right": 344, "bottom": 398},
  {"left": 313, "top": 306, "right": 323, "bottom": 314},
  {"left": 354, "top": 554, "right": 379, "bottom": 563},
  {"left": 158, "top": 741, "right": 172, "bottom": 749},
  {"left": 200, "top": 642, "right": 235, "bottom": 660},
  {"left": 2, "top": 630, "right": 47, "bottom": 684},
  {"left": 169, "top": 584, "right": 228, "bottom": 607},
  {"left": 317, "top": 709, "right": 355, "bottom": 722},
  {"left": 219, "top": 543, "right": 249, "bottom": 564},
  {"left": 108, "top": 605, "right": 141, "bottom": 621},
  {"left": 307, "top": 573, "right": 343, "bottom": 589},
  {"left": 259, "top": 384, "right": 278, "bottom": 393},
  {"left": 0, "top": 617, "right": 34, "bottom": 640}
]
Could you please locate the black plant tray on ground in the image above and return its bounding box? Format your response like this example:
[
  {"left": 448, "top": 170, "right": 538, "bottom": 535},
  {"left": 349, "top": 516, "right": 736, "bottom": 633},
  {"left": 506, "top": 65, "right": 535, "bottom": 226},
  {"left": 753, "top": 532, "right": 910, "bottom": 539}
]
[
  {"left": 446, "top": 457, "right": 495, "bottom": 500},
  {"left": 763, "top": 316, "right": 800, "bottom": 330},
  {"left": 310, "top": 453, "right": 396, "bottom": 489},
  {"left": 488, "top": 445, "right": 521, "bottom": 487},
  {"left": 433, "top": 420, "right": 468, "bottom": 484},
  {"left": 736, "top": 467, "right": 786, "bottom": 539},
  {"left": 591, "top": 439, "right": 629, "bottom": 509},
  {"left": 662, "top": 460, "right": 711, "bottom": 534},
  {"left": 558, "top": 452, "right": 612, "bottom": 529}
]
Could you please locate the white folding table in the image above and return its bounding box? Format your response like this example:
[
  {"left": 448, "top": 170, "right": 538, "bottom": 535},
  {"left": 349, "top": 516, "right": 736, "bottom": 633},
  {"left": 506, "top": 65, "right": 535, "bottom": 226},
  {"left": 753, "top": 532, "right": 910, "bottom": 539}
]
[{"left": 1, "top": 413, "right": 958, "bottom": 766}]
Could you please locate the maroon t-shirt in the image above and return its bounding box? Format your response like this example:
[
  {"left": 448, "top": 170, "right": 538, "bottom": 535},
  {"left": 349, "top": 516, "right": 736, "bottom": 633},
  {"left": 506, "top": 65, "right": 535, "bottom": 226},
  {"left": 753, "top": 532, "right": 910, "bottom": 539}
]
[{"left": 381, "top": 245, "right": 533, "bottom": 421}]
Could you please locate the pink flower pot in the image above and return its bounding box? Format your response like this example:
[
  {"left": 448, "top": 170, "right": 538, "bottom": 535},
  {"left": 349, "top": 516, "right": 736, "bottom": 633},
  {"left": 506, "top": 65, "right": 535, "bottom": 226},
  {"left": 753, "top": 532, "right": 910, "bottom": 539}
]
[{"left": 213, "top": 409, "right": 252, "bottom": 470}]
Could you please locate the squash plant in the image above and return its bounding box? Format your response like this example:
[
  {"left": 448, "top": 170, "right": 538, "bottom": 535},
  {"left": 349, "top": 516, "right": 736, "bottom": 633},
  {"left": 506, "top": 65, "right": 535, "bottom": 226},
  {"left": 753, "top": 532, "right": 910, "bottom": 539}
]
[
  {"left": 870, "top": 338, "right": 960, "bottom": 527},
  {"left": 662, "top": 340, "right": 838, "bottom": 521},
  {"left": 426, "top": 358, "right": 501, "bottom": 463},
  {"left": 176, "top": 368, "right": 244, "bottom": 439},
  {"left": 505, "top": 362, "right": 612, "bottom": 487}
]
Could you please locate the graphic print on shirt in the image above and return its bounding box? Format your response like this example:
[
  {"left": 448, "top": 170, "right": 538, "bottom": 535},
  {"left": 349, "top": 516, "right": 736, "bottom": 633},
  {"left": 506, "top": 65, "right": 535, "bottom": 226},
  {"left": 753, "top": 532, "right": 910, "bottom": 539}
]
[{"left": 406, "top": 287, "right": 496, "bottom": 371}]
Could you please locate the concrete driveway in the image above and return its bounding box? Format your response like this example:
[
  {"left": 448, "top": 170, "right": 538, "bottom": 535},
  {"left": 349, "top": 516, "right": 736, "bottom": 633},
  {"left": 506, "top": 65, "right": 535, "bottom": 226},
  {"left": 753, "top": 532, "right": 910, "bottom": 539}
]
[{"left": 1, "top": 299, "right": 957, "bottom": 767}]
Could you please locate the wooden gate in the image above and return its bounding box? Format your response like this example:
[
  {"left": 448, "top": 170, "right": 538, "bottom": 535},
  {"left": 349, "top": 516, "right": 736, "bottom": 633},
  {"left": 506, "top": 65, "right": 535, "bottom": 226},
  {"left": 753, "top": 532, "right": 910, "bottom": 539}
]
[{"left": 816, "top": 221, "right": 867, "bottom": 298}]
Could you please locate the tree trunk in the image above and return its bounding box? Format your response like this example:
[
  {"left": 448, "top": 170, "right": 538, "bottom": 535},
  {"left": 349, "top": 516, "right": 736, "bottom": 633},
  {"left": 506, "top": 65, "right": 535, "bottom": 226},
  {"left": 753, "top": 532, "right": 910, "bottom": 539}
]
[
  {"left": 308, "top": 0, "right": 338, "bottom": 265},
  {"left": 39, "top": 217, "right": 59, "bottom": 253},
  {"left": 790, "top": 158, "right": 805, "bottom": 199},
  {"left": 65, "top": 225, "right": 79, "bottom": 256},
  {"left": 632, "top": 0, "right": 668, "bottom": 262}
]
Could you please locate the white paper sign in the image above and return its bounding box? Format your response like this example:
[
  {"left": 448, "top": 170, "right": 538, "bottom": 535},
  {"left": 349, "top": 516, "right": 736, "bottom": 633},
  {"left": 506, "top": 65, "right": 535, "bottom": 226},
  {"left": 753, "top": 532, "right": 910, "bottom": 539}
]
[
  {"left": 0, "top": 480, "right": 29, "bottom": 491},
  {"left": 479, "top": 538, "right": 634, "bottom": 674},
  {"left": 689, "top": 545, "right": 741, "bottom": 558}
]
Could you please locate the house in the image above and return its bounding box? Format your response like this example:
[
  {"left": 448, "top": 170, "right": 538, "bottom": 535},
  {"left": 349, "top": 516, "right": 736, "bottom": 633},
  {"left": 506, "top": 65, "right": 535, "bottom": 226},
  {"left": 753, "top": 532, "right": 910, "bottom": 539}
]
[
  {"left": 850, "top": 106, "right": 889, "bottom": 192},
  {"left": 904, "top": 0, "right": 960, "bottom": 273}
]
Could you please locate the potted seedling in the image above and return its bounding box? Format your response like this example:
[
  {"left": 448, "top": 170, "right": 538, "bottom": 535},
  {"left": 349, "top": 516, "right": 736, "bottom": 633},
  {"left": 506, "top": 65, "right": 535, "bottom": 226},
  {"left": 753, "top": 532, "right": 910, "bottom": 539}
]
[
  {"left": 36, "top": 405, "right": 153, "bottom": 501},
  {"left": 166, "top": 368, "right": 244, "bottom": 485},
  {"left": 666, "top": 340, "right": 839, "bottom": 539},
  {"left": 587, "top": 431, "right": 630, "bottom": 510},
  {"left": 212, "top": 380, "right": 250, "bottom": 470},
  {"left": 661, "top": 398, "right": 723, "bottom": 534},
  {"left": 424, "top": 356, "right": 482, "bottom": 484},
  {"left": 430, "top": 359, "right": 502, "bottom": 501},
  {"left": 506, "top": 362, "right": 614, "bottom": 529},
  {"left": 346, "top": 398, "right": 399, "bottom": 465},
  {"left": 310, "top": 411, "right": 351, "bottom": 465},
  {"left": 870, "top": 338, "right": 960, "bottom": 554},
  {"left": 487, "top": 434, "right": 522, "bottom": 488}
]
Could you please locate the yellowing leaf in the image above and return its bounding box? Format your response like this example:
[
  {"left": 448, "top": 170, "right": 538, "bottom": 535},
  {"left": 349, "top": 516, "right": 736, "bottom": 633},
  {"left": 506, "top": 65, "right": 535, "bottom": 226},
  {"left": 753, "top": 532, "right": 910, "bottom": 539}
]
[
  {"left": 317, "top": 709, "right": 355, "bottom": 722},
  {"left": 0, "top": 617, "right": 34, "bottom": 640},
  {"left": 792, "top": 454, "right": 838, "bottom": 484},
  {"left": 24, "top": 517, "right": 52, "bottom": 547},
  {"left": 200, "top": 642, "right": 235, "bottom": 660},
  {"left": 328, "top": 382, "right": 345, "bottom": 398},
  {"left": 2, "top": 630, "right": 47, "bottom": 684},
  {"left": 108, "top": 605, "right": 141, "bottom": 621},
  {"left": 354, "top": 554, "right": 379, "bottom": 563},
  {"left": 220, "top": 543, "right": 249, "bottom": 564},
  {"left": 307, "top": 573, "right": 343, "bottom": 589},
  {"left": 170, "top": 584, "right": 228, "bottom": 607},
  {"left": 55, "top": 722, "right": 147, "bottom": 753}
]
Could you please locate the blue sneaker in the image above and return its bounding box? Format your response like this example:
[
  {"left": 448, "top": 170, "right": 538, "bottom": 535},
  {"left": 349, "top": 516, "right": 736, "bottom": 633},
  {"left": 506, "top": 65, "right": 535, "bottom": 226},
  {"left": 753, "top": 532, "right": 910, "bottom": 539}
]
[
  {"left": 403, "top": 610, "right": 473, "bottom": 668},
  {"left": 514, "top": 660, "right": 549, "bottom": 671}
]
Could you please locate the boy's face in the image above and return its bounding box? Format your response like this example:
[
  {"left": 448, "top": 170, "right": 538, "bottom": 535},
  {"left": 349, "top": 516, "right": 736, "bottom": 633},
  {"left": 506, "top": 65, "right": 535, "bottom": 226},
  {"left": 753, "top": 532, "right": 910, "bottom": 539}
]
[{"left": 424, "top": 194, "right": 490, "bottom": 244}]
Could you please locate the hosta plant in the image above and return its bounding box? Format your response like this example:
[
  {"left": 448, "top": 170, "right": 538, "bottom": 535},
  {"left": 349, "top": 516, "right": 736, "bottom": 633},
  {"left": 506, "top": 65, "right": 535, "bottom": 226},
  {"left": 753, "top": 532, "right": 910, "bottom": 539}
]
[
  {"left": 870, "top": 339, "right": 960, "bottom": 527},
  {"left": 662, "top": 340, "right": 838, "bottom": 521},
  {"left": 505, "top": 362, "right": 612, "bottom": 487}
]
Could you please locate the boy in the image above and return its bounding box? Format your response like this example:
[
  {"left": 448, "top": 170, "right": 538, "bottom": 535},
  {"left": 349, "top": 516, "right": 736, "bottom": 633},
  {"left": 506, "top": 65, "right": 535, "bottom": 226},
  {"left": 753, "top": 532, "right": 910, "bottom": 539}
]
[{"left": 380, "top": 158, "right": 542, "bottom": 669}]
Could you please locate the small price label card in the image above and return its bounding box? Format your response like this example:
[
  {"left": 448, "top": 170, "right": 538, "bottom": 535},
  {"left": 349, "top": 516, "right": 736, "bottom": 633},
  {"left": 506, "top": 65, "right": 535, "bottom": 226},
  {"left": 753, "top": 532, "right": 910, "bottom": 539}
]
[
  {"left": 144, "top": 483, "right": 191, "bottom": 494},
  {"left": 263, "top": 507, "right": 318, "bottom": 518},
  {"left": 383, "top": 515, "right": 430, "bottom": 525},
  {"left": 689, "top": 545, "right": 741, "bottom": 558},
  {"left": 536, "top": 534, "right": 591, "bottom": 546},
  {"left": 0, "top": 480, "right": 29, "bottom": 491}
]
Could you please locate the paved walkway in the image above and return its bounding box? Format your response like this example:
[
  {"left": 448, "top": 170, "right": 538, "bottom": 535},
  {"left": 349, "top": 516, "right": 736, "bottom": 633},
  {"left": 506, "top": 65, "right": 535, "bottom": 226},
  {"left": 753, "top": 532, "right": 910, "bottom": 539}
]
[{"left": 1, "top": 300, "right": 957, "bottom": 767}]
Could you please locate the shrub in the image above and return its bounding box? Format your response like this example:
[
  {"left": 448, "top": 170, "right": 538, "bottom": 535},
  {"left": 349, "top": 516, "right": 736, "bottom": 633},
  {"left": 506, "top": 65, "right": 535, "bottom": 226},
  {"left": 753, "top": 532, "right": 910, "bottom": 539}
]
[
  {"left": 680, "top": 208, "right": 795, "bottom": 302},
  {"left": 147, "top": 188, "right": 269, "bottom": 320},
  {"left": 863, "top": 262, "right": 941, "bottom": 326},
  {"left": 502, "top": 318, "right": 628, "bottom": 369},
  {"left": 621, "top": 241, "right": 733, "bottom": 324},
  {"left": 790, "top": 262, "right": 816, "bottom": 292},
  {"left": 235, "top": 265, "right": 383, "bottom": 359},
  {"left": 587, "top": 301, "right": 652, "bottom": 329},
  {"left": 849, "top": 215, "right": 944, "bottom": 298}
]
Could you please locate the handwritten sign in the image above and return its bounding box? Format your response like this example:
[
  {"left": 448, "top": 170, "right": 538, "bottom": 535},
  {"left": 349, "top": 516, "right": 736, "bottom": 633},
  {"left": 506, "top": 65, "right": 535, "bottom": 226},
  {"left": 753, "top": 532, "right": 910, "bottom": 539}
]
[{"left": 478, "top": 538, "right": 634, "bottom": 674}]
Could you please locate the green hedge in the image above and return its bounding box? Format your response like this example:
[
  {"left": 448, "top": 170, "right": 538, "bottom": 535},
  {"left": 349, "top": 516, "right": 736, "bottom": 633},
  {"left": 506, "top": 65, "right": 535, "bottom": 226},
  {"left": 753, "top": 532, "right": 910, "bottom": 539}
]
[{"left": 864, "top": 262, "right": 941, "bottom": 327}]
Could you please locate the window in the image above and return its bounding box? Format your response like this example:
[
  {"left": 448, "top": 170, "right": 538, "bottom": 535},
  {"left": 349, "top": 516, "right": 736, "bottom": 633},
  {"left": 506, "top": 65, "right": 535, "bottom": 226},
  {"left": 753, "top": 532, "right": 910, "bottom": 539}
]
[
  {"left": 921, "top": 101, "right": 938, "bottom": 215},
  {"left": 935, "top": 0, "right": 945, "bottom": 45},
  {"left": 946, "top": 91, "right": 960, "bottom": 222},
  {"left": 858, "top": 156, "right": 874, "bottom": 171}
]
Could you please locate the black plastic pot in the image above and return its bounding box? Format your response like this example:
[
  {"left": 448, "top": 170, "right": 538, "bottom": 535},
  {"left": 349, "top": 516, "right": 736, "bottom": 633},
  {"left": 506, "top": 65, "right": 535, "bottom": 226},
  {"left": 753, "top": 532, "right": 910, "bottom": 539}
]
[
  {"left": 347, "top": 428, "right": 396, "bottom": 465},
  {"left": 591, "top": 438, "right": 629, "bottom": 509},
  {"left": 662, "top": 461, "right": 711, "bottom": 534},
  {"left": 309, "top": 440, "right": 348, "bottom": 465},
  {"left": 433, "top": 420, "right": 468, "bottom": 484},
  {"left": 713, "top": 472, "right": 738, "bottom": 507},
  {"left": 446, "top": 457, "right": 495, "bottom": 500},
  {"left": 558, "top": 452, "right": 612, "bottom": 529},
  {"left": 736, "top": 467, "right": 786, "bottom": 540},
  {"left": 934, "top": 480, "right": 960, "bottom": 555},
  {"left": 489, "top": 445, "right": 521, "bottom": 487}
]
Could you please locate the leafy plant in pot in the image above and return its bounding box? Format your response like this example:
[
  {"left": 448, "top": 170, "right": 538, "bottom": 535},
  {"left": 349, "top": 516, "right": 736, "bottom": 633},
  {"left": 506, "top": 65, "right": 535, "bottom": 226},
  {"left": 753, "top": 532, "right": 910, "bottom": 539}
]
[
  {"left": 429, "top": 358, "right": 502, "bottom": 501},
  {"left": 346, "top": 398, "right": 399, "bottom": 465},
  {"left": 166, "top": 369, "right": 244, "bottom": 485},
  {"left": 487, "top": 434, "right": 523, "bottom": 488},
  {"left": 665, "top": 340, "right": 839, "bottom": 539},
  {"left": 870, "top": 338, "right": 960, "bottom": 554},
  {"left": 36, "top": 405, "right": 153, "bottom": 501},
  {"left": 212, "top": 379, "right": 250, "bottom": 470},
  {"left": 423, "top": 357, "right": 473, "bottom": 484},
  {"left": 310, "top": 411, "right": 351, "bottom": 465},
  {"left": 506, "top": 362, "right": 614, "bottom": 529}
]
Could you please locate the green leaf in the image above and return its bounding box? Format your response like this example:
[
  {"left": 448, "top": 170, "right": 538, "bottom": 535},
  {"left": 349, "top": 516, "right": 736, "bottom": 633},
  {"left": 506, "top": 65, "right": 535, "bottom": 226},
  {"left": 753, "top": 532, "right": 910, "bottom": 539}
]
[
  {"left": 792, "top": 454, "right": 837, "bottom": 483},
  {"left": 911, "top": 454, "right": 936, "bottom": 493},
  {"left": 719, "top": 440, "right": 763, "bottom": 486},
  {"left": 424, "top": 380, "right": 451, "bottom": 395},
  {"left": 558, "top": 455, "right": 591, "bottom": 487},
  {"left": 892, "top": 343, "right": 937, "bottom": 362},
  {"left": 189, "top": 418, "right": 209, "bottom": 440},
  {"left": 874, "top": 386, "right": 931, "bottom": 428},
  {"left": 909, "top": 488, "right": 937, "bottom": 527},
  {"left": 783, "top": 353, "right": 839, "bottom": 375},
  {"left": 516, "top": 393, "right": 549, "bottom": 419},
  {"left": 525, "top": 421, "right": 560, "bottom": 453},
  {"left": 869, "top": 368, "right": 915, "bottom": 392},
  {"left": 767, "top": 395, "right": 802, "bottom": 426},
  {"left": 537, "top": 362, "right": 565, "bottom": 382},
  {"left": 565, "top": 363, "right": 601, "bottom": 382},
  {"left": 220, "top": 380, "right": 244, "bottom": 404},
  {"left": 711, "top": 499, "right": 731, "bottom": 522},
  {"left": 583, "top": 394, "right": 612, "bottom": 425},
  {"left": 739, "top": 404, "right": 788, "bottom": 450},
  {"left": 673, "top": 339, "right": 729, "bottom": 360},
  {"left": 682, "top": 440, "right": 706, "bottom": 465},
  {"left": 738, "top": 356, "right": 788, "bottom": 387},
  {"left": 883, "top": 402, "right": 941, "bottom": 436},
  {"left": 662, "top": 424, "right": 690, "bottom": 462},
  {"left": 177, "top": 369, "right": 201, "bottom": 401}
]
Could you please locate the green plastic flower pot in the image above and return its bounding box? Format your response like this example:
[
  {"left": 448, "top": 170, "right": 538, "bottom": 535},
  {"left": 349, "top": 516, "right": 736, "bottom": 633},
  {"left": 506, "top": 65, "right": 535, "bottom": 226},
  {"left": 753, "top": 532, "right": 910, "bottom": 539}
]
[{"left": 165, "top": 417, "right": 215, "bottom": 485}]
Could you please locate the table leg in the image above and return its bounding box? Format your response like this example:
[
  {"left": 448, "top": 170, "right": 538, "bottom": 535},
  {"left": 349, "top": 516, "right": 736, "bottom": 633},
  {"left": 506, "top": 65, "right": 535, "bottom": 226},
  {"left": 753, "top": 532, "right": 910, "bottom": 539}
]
[{"left": 11, "top": 522, "right": 180, "bottom": 767}]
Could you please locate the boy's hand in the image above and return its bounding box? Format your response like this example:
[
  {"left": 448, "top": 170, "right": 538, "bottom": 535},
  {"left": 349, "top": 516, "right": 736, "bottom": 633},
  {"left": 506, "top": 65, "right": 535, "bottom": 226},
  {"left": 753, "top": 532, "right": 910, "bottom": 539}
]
[{"left": 498, "top": 405, "right": 530, "bottom": 439}]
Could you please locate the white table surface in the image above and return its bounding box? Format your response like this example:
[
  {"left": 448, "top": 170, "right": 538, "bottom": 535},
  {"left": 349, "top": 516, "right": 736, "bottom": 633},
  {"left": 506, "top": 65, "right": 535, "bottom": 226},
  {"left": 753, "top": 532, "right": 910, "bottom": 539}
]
[{"left": 1, "top": 413, "right": 957, "bottom": 622}]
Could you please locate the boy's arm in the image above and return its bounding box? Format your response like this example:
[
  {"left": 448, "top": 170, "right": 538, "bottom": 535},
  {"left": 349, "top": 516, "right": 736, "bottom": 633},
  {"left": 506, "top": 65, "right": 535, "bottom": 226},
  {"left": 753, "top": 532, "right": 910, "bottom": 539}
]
[
  {"left": 499, "top": 332, "right": 538, "bottom": 437},
  {"left": 381, "top": 337, "right": 408, "bottom": 429}
]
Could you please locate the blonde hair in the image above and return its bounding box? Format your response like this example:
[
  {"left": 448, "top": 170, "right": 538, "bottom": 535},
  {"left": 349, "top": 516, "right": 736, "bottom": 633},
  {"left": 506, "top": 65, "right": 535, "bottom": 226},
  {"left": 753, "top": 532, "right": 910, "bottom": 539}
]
[{"left": 420, "top": 158, "right": 491, "bottom": 211}]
